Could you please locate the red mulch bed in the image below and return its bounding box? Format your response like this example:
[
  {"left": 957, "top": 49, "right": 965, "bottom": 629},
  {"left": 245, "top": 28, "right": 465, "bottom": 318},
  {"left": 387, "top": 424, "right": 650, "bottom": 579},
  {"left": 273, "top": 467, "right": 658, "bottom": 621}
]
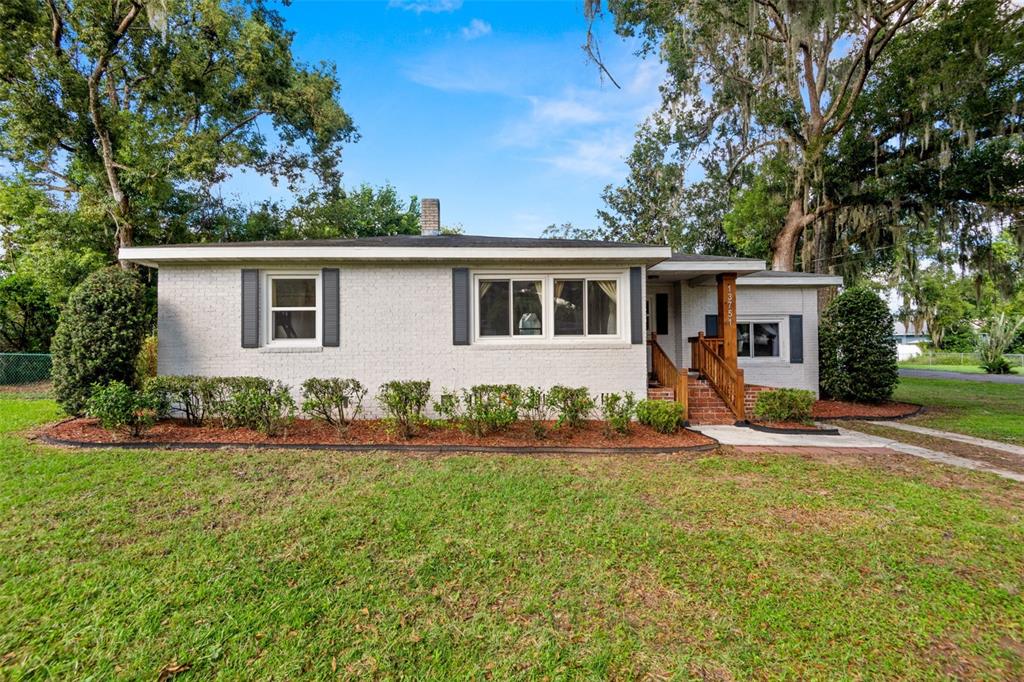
[
  {"left": 40, "top": 417, "right": 715, "bottom": 451},
  {"left": 812, "top": 400, "right": 921, "bottom": 420}
]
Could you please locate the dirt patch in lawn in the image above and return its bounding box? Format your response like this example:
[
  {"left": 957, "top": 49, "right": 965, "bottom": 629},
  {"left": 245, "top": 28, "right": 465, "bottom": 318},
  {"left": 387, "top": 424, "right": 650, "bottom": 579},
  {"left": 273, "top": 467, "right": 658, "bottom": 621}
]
[
  {"left": 38, "top": 417, "right": 716, "bottom": 452},
  {"left": 0, "top": 380, "right": 51, "bottom": 396},
  {"left": 812, "top": 399, "right": 921, "bottom": 420}
]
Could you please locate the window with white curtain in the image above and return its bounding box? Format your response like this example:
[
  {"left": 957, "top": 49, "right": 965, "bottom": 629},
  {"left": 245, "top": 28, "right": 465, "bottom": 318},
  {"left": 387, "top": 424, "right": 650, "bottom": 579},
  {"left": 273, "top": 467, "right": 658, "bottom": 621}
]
[
  {"left": 479, "top": 279, "right": 543, "bottom": 337},
  {"left": 737, "top": 321, "right": 780, "bottom": 358},
  {"left": 475, "top": 272, "right": 623, "bottom": 342}
]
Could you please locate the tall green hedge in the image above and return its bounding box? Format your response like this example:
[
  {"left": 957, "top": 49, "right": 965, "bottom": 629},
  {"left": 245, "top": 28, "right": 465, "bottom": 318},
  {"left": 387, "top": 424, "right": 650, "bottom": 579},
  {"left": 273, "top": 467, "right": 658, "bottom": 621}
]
[
  {"left": 819, "top": 287, "right": 899, "bottom": 404},
  {"left": 51, "top": 267, "right": 149, "bottom": 415}
]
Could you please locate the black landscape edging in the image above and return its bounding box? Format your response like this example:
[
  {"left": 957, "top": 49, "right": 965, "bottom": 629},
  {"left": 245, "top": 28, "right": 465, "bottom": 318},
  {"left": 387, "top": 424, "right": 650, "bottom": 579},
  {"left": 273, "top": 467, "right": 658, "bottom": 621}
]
[
  {"left": 36, "top": 433, "right": 719, "bottom": 456},
  {"left": 743, "top": 422, "right": 841, "bottom": 436}
]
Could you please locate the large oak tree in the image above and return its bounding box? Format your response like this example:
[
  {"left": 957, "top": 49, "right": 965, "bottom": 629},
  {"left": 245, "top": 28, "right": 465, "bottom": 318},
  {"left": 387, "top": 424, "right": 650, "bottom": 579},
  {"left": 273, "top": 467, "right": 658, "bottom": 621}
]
[
  {"left": 0, "top": 0, "right": 355, "bottom": 258},
  {"left": 589, "top": 0, "right": 1023, "bottom": 290}
]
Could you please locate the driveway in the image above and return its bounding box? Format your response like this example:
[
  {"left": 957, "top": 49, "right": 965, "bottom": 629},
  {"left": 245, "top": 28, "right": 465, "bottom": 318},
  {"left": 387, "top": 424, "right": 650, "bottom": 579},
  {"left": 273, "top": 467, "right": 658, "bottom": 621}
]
[{"left": 899, "top": 368, "right": 1024, "bottom": 384}]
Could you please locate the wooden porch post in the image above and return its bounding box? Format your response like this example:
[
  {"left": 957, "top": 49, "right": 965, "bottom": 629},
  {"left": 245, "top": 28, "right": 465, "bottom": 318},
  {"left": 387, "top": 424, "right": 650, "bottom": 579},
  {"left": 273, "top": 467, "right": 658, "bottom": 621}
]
[{"left": 716, "top": 273, "right": 738, "bottom": 368}]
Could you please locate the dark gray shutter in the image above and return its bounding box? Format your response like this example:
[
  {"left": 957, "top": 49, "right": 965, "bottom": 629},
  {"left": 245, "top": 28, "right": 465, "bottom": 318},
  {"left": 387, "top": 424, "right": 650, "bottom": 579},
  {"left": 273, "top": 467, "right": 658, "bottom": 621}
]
[
  {"left": 655, "top": 293, "right": 669, "bottom": 335},
  {"left": 705, "top": 314, "right": 718, "bottom": 337},
  {"left": 452, "top": 267, "right": 470, "bottom": 345},
  {"left": 629, "top": 266, "right": 643, "bottom": 344},
  {"left": 322, "top": 268, "right": 340, "bottom": 347},
  {"left": 789, "top": 314, "right": 804, "bottom": 363},
  {"left": 241, "top": 269, "right": 260, "bottom": 348}
]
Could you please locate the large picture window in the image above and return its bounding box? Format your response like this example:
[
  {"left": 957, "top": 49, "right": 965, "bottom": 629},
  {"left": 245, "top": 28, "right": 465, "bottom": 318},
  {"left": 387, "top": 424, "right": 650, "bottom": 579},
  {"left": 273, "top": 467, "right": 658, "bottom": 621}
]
[
  {"left": 268, "top": 274, "right": 318, "bottom": 342},
  {"left": 475, "top": 272, "right": 623, "bottom": 342},
  {"left": 737, "top": 321, "right": 779, "bottom": 358}
]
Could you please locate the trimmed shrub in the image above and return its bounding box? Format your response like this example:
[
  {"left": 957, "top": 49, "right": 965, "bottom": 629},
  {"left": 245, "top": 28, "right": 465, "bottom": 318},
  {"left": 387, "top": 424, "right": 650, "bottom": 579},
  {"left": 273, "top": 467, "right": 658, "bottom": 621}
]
[
  {"left": 145, "top": 375, "right": 221, "bottom": 426},
  {"left": 301, "top": 378, "right": 367, "bottom": 434},
  {"left": 220, "top": 377, "right": 295, "bottom": 435},
  {"left": 635, "top": 399, "right": 685, "bottom": 434},
  {"left": 378, "top": 380, "right": 431, "bottom": 438},
  {"left": 434, "top": 384, "right": 523, "bottom": 436},
  {"left": 52, "top": 267, "right": 149, "bottom": 415},
  {"left": 86, "top": 380, "right": 161, "bottom": 437},
  {"left": 135, "top": 334, "right": 158, "bottom": 385},
  {"left": 520, "top": 386, "right": 553, "bottom": 439},
  {"left": 753, "top": 388, "right": 815, "bottom": 423},
  {"left": 546, "top": 385, "right": 595, "bottom": 429},
  {"left": 819, "top": 287, "right": 899, "bottom": 403},
  {"left": 600, "top": 392, "right": 636, "bottom": 436}
]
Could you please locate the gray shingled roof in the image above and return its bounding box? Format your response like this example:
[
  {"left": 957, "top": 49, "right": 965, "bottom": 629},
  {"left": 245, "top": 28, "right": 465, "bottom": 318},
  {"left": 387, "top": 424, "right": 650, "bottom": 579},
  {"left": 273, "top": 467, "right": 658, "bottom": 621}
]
[
  {"left": 139, "top": 234, "right": 662, "bottom": 249},
  {"left": 664, "top": 252, "right": 764, "bottom": 262},
  {"left": 741, "top": 270, "right": 834, "bottom": 278}
]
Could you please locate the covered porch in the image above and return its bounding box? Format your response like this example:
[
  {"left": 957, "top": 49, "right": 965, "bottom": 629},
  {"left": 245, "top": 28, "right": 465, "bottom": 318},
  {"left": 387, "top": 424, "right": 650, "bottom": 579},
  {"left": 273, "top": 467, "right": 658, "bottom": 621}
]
[{"left": 645, "top": 255, "right": 766, "bottom": 424}]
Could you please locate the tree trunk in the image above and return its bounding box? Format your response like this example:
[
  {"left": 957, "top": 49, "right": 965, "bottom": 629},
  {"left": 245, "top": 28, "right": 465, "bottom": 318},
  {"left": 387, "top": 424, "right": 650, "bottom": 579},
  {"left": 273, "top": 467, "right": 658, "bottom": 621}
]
[
  {"left": 85, "top": 2, "right": 142, "bottom": 268},
  {"left": 813, "top": 218, "right": 839, "bottom": 310},
  {"left": 771, "top": 198, "right": 806, "bottom": 272}
]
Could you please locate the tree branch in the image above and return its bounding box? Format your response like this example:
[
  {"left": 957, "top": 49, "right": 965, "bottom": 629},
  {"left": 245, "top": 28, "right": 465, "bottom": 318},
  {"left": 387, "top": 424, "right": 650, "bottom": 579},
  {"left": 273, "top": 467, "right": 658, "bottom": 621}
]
[
  {"left": 45, "top": 0, "right": 64, "bottom": 56},
  {"left": 217, "top": 111, "right": 267, "bottom": 143}
]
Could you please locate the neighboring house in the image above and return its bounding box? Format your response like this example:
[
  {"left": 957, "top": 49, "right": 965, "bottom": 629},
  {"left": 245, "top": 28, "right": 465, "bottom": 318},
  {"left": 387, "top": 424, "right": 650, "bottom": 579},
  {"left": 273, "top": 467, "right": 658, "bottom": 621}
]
[
  {"left": 893, "top": 320, "right": 929, "bottom": 361},
  {"left": 119, "top": 199, "right": 842, "bottom": 424},
  {"left": 893, "top": 320, "right": 929, "bottom": 345}
]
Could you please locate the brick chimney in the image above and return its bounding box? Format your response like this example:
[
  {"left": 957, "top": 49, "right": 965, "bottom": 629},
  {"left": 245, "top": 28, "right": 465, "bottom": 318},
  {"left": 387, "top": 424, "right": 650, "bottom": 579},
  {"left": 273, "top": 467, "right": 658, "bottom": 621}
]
[{"left": 421, "top": 198, "right": 440, "bottom": 236}]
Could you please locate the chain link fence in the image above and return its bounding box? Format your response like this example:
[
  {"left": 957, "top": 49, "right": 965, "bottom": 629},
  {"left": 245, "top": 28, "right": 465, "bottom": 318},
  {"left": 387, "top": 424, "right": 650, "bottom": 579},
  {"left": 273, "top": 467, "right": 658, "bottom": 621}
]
[
  {"left": 0, "top": 353, "right": 53, "bottom": 386},
  {"left": 901, "top": 351, "right": 1024, "bottom": 367}
]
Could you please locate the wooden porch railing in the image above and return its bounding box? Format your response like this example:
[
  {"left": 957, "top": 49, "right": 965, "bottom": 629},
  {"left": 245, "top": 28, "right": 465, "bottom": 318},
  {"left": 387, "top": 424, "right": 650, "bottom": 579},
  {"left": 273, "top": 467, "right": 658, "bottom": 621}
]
[
  {"left": 650, "top": 338, "right": 688, "bottom": 421},
  {"left": 690, "top": 331, "right": 745, "bottom": 421}
]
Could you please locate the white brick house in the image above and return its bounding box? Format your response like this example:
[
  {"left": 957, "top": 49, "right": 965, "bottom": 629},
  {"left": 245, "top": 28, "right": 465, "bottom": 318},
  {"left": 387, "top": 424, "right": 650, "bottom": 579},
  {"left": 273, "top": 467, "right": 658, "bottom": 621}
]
[{"left": 119, "top": 200, "right": 841, "bottom": 423}]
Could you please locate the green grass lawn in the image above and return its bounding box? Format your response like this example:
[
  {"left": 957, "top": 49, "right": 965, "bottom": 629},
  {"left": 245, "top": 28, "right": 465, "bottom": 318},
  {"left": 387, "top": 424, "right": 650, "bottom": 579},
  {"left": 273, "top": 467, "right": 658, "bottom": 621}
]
[
  {"left": 899, "top": 363, "right": 1022, "bottom": 375},
  {"left": 895, "top": 377, "right": 1024, "bottom": 445},
  {"left": 2, "top": 397, "right": 1024, "bottom": 679}
]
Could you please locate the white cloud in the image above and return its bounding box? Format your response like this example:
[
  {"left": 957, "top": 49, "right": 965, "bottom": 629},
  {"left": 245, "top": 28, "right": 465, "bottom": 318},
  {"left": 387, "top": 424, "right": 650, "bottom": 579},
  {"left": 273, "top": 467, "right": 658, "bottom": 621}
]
[
  {"left": 529, "top": 94, "right": 605, "bottom": 125},
  {"left": 404, "top": 36, "right": 665, "bottom": 179},
  {"left": 388, "top": 0, "right": 462, "bottom": 14},
  {"left": 543, "top": 133, "right": 632, "bottom": 178},
  {"left": 460, "top": 19, "right": 492, "bottom": 40}
]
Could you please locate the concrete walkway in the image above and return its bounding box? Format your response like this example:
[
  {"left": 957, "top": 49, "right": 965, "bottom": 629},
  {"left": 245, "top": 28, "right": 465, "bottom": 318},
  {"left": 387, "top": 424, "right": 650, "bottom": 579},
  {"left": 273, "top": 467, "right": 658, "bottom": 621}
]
[
  {"left": 899, "top": 368, "right": 1024, "bottom": 383},
  {"left": 690, "top": 424, "right": 1024, "bottom": 482},
  {"left": 869, "top": 421, "right": 1024, "bottom": 457}
]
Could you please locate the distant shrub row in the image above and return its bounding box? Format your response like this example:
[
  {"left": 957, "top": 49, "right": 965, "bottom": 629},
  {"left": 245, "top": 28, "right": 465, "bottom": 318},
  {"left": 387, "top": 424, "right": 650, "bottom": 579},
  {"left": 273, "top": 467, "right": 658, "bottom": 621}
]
[{"left": 85, "top": 377, "right": 688, "bottom": 439}]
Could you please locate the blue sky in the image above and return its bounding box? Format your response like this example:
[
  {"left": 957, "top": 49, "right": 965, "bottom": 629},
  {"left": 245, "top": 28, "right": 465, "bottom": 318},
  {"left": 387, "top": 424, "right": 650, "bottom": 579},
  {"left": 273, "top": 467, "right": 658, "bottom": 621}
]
[{"left": 225, "top": 0, "right": 664, "bottom": 236}]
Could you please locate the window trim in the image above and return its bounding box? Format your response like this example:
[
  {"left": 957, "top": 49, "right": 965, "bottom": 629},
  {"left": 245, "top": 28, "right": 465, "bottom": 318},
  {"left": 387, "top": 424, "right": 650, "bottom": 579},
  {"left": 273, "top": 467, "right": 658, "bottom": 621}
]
[
  {"left": 263, "top": 271, "right": 322, "bottom": 347},
  {"left": 471, "top": 269, "right": 629, "bottom": 345},
  {"left": 736, "top": 317, "right": 785, "bottom": 362}
]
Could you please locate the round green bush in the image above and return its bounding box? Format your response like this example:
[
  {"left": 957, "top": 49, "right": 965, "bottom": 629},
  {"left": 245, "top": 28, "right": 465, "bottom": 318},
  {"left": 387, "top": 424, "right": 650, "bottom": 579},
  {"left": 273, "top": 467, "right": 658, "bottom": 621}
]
[
  {"left": 819, "top": 287, "right": 899, "bottom": 404},
  {"left": 51, "top": 267, "right": 149, "bottom": 415}
]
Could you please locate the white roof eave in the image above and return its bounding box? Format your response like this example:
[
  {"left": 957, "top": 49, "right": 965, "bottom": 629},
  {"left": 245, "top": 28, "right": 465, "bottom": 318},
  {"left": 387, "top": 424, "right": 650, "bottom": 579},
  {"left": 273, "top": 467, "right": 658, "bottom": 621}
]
[{"left": 118, "top": 245, "right": 673, "bottom": 266}]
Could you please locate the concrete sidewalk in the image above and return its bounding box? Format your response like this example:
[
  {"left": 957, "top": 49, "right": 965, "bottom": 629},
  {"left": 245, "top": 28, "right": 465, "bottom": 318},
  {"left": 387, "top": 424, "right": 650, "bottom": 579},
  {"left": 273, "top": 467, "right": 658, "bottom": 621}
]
[
  {"left": 870, "top": 421, "right": 1024, "bottom": 457},
  {"left": 690, "top": 424, "right": 1024, "bottom": 482}
]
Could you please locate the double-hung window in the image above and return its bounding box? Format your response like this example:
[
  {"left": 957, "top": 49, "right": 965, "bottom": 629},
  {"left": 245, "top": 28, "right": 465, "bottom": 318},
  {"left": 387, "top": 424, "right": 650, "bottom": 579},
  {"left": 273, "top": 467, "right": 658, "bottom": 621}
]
[
  {"left": 737, "top": 321, "right": 780, "bottom": 358},
  {"left": 267, "top": 273, "right": 319, "bottom": 344},
  {"left": 475, "top": 273, "right": 623, "bottom": 342}
]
